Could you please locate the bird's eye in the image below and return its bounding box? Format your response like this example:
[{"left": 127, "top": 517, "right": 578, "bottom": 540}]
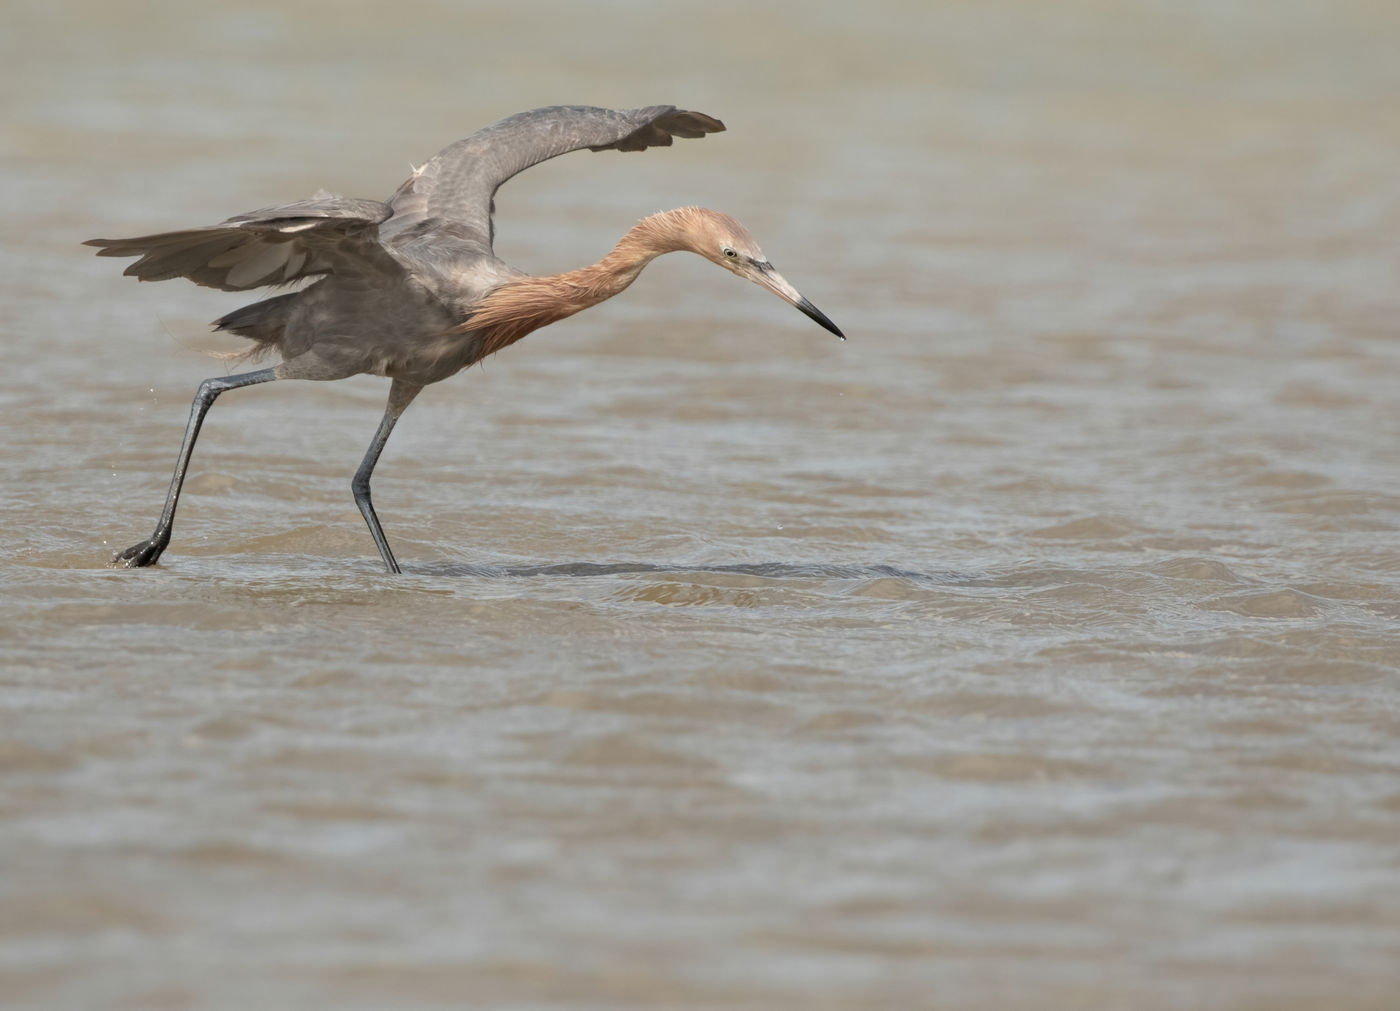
[{"left": 722, "top": 246, "right": 738, "bottom": 259}]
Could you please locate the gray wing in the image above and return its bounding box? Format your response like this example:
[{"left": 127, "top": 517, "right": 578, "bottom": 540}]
[
  {"left": 381, "top": 105, "right": 725, "bottom": 253},
  {"left": 85, "top": 192, "right": 400, "bottom": 291}
]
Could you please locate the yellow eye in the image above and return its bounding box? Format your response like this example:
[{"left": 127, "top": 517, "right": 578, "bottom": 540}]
[{"left": 722, "top": 246, "right": 738, "bottom": 259}]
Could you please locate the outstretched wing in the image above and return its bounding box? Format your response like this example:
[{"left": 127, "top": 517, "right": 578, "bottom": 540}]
[
  {"left": 381, "top": 105, "right": 724, "bottom": 254},
  {"left": 84, "top": 192, "right": 400, "bottom": 291}
]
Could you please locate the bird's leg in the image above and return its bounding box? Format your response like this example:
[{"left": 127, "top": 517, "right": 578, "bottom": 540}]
[
  {"left": 112, "top": 367, "right": 279, "bottom": 568},
  {"left": 352, "top": 379, "right": 422, "bottom": 574}
]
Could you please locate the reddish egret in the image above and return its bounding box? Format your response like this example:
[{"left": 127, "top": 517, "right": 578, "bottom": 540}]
[{"left": 87, "top": 105, "right": 844, "bottom": 573}]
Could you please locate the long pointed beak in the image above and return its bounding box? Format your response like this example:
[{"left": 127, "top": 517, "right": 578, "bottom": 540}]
[{"left": 752, "top": 263, "right": 845, "bottom": 340}]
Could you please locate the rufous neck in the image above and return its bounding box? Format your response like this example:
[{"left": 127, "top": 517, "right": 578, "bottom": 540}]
[
  {"left": 459, "top": 211, "right": 695, "bottom": 345},
  {"left": 560, "top": 210, "right": 690, "bottom": 297}
]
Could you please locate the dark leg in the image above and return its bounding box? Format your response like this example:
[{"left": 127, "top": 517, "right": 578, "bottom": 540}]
[
  {"left": 352, "top": 379, "right": 422, "bottom": 574},
  {"left": 112, "top": 367, "right": 279, "bottom": 568}
]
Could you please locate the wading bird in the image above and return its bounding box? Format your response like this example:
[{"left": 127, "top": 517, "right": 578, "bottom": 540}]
[{"left": 87, "top": 105, "right": 844, "bottom": 573}]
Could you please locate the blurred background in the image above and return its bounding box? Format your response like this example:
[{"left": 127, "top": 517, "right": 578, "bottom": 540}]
[{"left": 3, "top": 1, "right": 1398, "bottom": 1008}]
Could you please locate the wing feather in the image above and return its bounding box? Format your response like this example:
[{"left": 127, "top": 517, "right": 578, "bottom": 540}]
[
  {"left": 85, "top": 192, "right": 399, "bottom": 292},
  {"left": 381, "top": 105, "right": 724, "bottom": 253}
]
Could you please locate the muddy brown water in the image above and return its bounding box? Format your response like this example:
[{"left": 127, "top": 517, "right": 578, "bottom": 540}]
[{"left": 3, "top": 1, "right": 1399, "bottom": 1007}]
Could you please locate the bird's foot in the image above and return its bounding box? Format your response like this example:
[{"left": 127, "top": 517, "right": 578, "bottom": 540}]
[{"left": 110, "top": 536, "right": 168, "bottom": 568}]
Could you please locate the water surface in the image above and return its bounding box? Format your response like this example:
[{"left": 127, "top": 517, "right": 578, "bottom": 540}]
[{"left": 3, "top": 1, "right": 1399, "bottom": 1007}]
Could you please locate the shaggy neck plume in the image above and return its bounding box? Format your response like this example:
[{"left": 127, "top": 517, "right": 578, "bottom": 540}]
[{"left": 458, "top": 209, "right": 700, "bottom": 356}]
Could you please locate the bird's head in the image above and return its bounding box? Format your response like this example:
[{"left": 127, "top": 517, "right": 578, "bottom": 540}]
[{"left": 665, "top": 208, "right": 845, "bottom": 339}]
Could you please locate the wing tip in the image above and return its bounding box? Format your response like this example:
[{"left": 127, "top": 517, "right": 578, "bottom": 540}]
[
  {"left": 595, "top": 107, "right": 727, "bottom": 153},
  {"left": 678, "top": 110, "right": 726, "bottom": 135}
]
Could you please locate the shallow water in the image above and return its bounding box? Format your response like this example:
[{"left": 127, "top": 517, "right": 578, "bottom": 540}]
[{"left": 3, "top": 1, "right": 1399, "bottom": 1007}]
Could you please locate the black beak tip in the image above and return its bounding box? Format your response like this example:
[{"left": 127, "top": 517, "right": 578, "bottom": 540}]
[{"left": 796, "top": 297, "right": 845, "bottom": 340}]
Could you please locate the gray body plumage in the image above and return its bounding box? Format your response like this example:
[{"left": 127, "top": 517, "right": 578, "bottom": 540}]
[{"left": 88, "top": 105, "right": 724, "bottom": 388}]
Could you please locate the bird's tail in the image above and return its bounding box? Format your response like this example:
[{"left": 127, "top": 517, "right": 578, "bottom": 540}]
[{"left": 209, "top": 292, "right": 299, "bottom": 362}]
